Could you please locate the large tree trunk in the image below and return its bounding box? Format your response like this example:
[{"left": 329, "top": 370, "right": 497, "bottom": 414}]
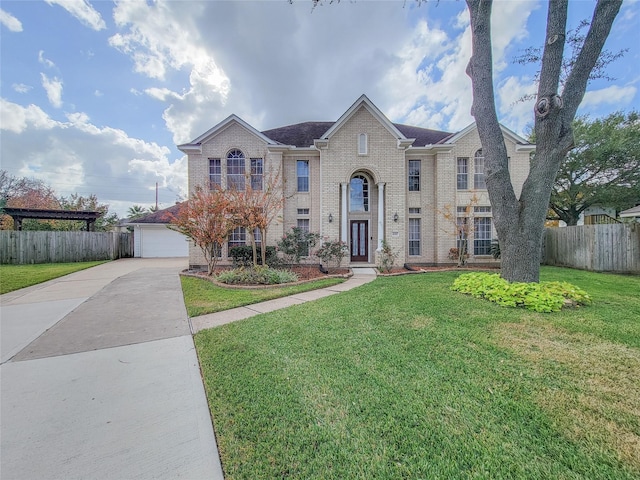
[{"left": 465, "top": 0, "right": 622, "bottom": 283}]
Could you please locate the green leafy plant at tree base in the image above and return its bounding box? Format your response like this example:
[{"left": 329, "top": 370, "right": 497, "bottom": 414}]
[{"left": 451, "top": 272, "right": 592, "bottom": 312}]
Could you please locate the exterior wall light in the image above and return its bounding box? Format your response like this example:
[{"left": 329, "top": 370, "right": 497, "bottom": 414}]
[
  {"left": 393, "top": 212, "right": 399, "bottom": 222},
  {"left": 328, "top": 213, "right": 333, "bottom": 223}
]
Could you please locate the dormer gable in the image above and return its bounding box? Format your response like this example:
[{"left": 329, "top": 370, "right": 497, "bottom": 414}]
[
  {"left": 445, "top": 122, "right": 536, "bottom": 153},
  {"left": 314, "top": 94, "right": 415, "bottom": 150}
]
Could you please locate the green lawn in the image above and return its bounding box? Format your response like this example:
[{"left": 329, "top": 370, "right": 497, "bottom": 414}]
[
  {"left": 0, "top": 261, "right": 107, "bottom": 295},
  {"left": 194, "top": 266, "right": 640, "bottom": 479},
  {"left": 181, "top": 275, "right": 345, "bottom": 317}
]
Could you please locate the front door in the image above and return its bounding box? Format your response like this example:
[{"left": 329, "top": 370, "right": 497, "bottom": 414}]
[{"left": 350, "top": 220, "right": 368, "bottom": 262}]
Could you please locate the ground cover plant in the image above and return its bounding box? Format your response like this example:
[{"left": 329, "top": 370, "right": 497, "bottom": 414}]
[
  {"left": 195, "top": 266, "right": 640, "bottom": 479},
  {"left": 0, "top": 261, "right": 107, "bottom": 295},
  {"left": 180, "top": 275, "right": 345, "bottom": 317},
  {"left": 452, "top": 272, "right": 592, "bottom": 312}
]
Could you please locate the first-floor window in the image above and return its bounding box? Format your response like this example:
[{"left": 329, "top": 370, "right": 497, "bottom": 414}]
[
  {"left": 228, "top": 227, "right": 246, "bottom": 252},
  {"left": 409, "top": 218, "right": 421, "bottom": 256},
  {"left": 474, "top": 217, "right": 492, "bottom": 255},
  {"left": 253, "top": 228, "right": 262, "bottom": 247},
  {"left": 212, "top": 242, "right": 222, "bottom": 258},
  {"left": 457, "top": 216, "right": 468, "bottom": 254},
  {"left": 297, "top": 218, "right": 310, "bottom": 257}
]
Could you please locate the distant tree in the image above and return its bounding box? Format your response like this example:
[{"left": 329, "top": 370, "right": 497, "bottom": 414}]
[
  {"left": 127, "top": 205, "right": 149, "bottom": 220},
  {"left": 58, "top": 193, "right": 118, "bottom": 231},
  {"left": 546, "top": 111, "right": 640, "bottom": 225},
  {"left": 0, "top": 170, "right": 60, "bottom": 230},
  {"left": 169, "top": 187, "right": 235, "bottom": 275}
]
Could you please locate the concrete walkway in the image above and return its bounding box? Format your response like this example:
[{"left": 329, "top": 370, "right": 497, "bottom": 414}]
[
  {"left": 190, "top": 267, "right": 378, "bottom": 333},
  {"left": 1, "top": 258, "right": 223, "bottom": 480},
  {"left": 1, "top": 260, "right": 377, "bottom": 479}
]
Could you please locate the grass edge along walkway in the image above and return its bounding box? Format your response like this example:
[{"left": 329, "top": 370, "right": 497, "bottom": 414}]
[
  {"left": 195, "top": 267, "right": 640, "bottom": 479},
  {"left": 0, "top": 261, "right": 108, "bottom": 295}
]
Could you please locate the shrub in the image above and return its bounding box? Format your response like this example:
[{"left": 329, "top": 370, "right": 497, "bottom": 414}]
[
  {"left": 230, "top": 246, "right": 279, "bottom": 268},
  {"left": 216, "top": 266, "right": 298, "bottom": 285},
  {"left": 316, "top": 240, "right": 349, "bottom": 271},
  {"left": 377, "top": 240, "right": 397, "bottom": 273},
  {"left": 490, "top": 240, "right": 501, "bottom": 259},
  {"left": 277, "top": 227, "right": 320, "bottom": 265},
  {"left": 451, "top": 272, "right": 592, "bottom": 313}
]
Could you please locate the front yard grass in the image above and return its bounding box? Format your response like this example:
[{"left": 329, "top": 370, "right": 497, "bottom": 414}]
[
  {"left": 195, "top": 266, "right": 640, "bottom": 479},
  {"left": 180, "top": 275, "right": 345, "bottom": 317},
  {"left": 0, "top": 261, "right": 107, "bottom": 295}
]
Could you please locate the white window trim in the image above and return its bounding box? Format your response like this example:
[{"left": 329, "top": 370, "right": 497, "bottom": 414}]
[{"left": 358, "top": 133, "right": 368, "bottom": 155}]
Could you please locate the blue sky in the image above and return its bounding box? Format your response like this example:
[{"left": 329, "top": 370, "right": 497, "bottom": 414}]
[{"left": 1, "top": 0, "right": 638, "bottom": 217}]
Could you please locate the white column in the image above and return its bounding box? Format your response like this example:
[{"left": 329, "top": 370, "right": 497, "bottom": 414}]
[
  {"left": 377, "top": 182, "right": 385, "bottom": 251},
  {"left": 341, "top": 182, "right": 348, "bottom": 243}
]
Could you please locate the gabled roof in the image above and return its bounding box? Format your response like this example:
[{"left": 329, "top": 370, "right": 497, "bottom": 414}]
[
  {"left": 319, "top": 94, "right": 411, "bottom": 146},
  {"left": 127, "top": 203, "right": 183, "bottom": 225},
  {"left": 177, "top": 114, "right": 278, "bottom": 154},
  {"left": 262, "top": 122, "right": 334, "bottom": 148}
]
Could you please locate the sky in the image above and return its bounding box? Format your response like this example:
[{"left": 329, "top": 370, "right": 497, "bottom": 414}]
[{"left": 1, "top": 0, "right": 638, "bottom": 218}]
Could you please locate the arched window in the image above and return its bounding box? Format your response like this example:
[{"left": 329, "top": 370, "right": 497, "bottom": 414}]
[
  {"left": 474, "top": 149, "right": 486, "bottom": 189},
  {"left": 227, "top": 149, "right": 245, "bottom": 190},
  {"left": 350, "top": 175, "right": 369, "bottom": 212}
]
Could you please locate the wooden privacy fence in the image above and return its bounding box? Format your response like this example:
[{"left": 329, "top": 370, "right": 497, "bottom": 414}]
[
  {"left": 0, "top": 231, "right": 134, "bottom": 264},
  {"left": 543, "top": 223, "right": 640, "bottom": 274}
]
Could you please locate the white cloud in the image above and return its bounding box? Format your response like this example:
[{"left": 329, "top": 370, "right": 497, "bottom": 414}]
[
  {"left": 38, "top": 50, "right": 55, "bottom": 68},
  {"left": 45, "top": 0, "right": 106, "bottom": 31},
  {"left": 497, "top": 76, "right": 536, "bottom": 136},
  {"left": 94, "top": 90, "right": 103, "bottom": 97},
  {"left": 0, "top": 8, "right": 23, "bottom": 32},
  {"left": 40, "top": 73, "right": 64, "bottom": 108},
  {"left": 12, "top": 83, "right": 32, "bottom": 94},
  {"left": 581, "top": 85, "right": 637, "bottom": 109},
  {"left": 0, "top": 98, "right": 58, "bottom": 133},
  {"left": 0, "top": 99, "right": 186, "bottom": 217}
]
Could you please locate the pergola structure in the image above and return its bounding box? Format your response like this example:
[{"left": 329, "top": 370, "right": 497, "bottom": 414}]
[{"left": 2, "top": 207, "right": 103, "bottom": 231}]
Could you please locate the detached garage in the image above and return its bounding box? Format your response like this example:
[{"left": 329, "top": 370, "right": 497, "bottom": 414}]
[{"left": 127, "top": 204, "right": 189, "bottom": 258}]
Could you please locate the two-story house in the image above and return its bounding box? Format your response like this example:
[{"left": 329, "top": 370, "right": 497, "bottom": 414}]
[{"left": 178, "top": 94, "right": 534, "bottom": 269}]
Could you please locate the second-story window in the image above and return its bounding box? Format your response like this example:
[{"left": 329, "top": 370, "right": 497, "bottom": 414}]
[
  {"left": 297, "top": 160, "right": 309, "bottom": 192},
  {"left": 474, "top": 149, "right": 486, "bottom": 189},
  {"left": 358, "top": 133, "right": 368, "bottom": 155},
  {"left": 209, "top": 158, "right": 221, "bottom": 189},
  {"left": 408, "top": 160, "right": 420, "bottom": 191},
  {"left": 350, "top": 175, "right": 369, "bottom": 212},
  {"left": 227, "top": 149, "right": 245, "bottom": 190},
  {"left": 457, "top": 157, "right": 468, "bottom": 190},
  {"left": 251, "top": 158, "right": 263, "bottom": 190}
]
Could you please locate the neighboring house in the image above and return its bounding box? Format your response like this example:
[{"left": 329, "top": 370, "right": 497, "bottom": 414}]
[
  {"left": 179, "top": 94, "right": 534, "bottom": 269},
  {"left": 581, "top": 205, "right": 619, "bottom": 225},
  {"left": 620, "top": 205, "right": 640, "bottom": 222},
  {"left": 125, "top": 204, "right": 188, "bottom": 258}
]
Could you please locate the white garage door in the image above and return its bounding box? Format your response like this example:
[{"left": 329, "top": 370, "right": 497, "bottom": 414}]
[{"left": 139, "top": 226, "right": 188, "bottom": 258}]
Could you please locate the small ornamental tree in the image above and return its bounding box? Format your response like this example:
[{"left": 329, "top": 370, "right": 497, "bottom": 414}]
[
  {"left": 229, "top": 162, "right": 286, "bottom": 267},
  {"left": 168, "top": 187, "right": 234, "bottom": 275},
  {"left": 277, "top": 227, "right": 320, "bottom": 265},
  {"left": 437, "top": 195, "right": 480, "bottom": 267},
  {"left": 316, "top": 239, "right": 349, "bottom": 272}
]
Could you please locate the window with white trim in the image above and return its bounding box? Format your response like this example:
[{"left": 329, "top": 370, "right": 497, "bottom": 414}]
[
  {"left": 209, "top": 158, "right": 221, "bottom": 189},
  {"left": 228, "top": 227, "right": 246, "bottom": 251},
  {"left": 227, "top": 149, "right": 245, "bottom": 190},
  {"left": 408, "top": 160, "right": 420, "bottom": 192},
  {"left": 250, "top": 158, "right": 263, "bottom": 190},
  {"left": 474, "top": 217, "right": 492, "bottom": 255},
  {"left": 297, "top": 218, "right": 310, "bottom": 256},
  {"left": 409, "top": 208, "right": 421, "bottom": 214},
  {"left": 297, "top": 160, "right": 309, "bottom": 192},
  {"left": 409, "top": 218, "right": 421, "bottom": 256},
  {"left": 474, "top": 149, "right": 486, "bottom": 189},
  {"left": 350, "top": 175, "right": 369, "bottom": 212},
  {"left": 297, "top": 208, "right": 309, "bottom": 215},
  {"left": 457, "top": 157, "right": 468, "bottom": 190},
  {"left": 358, "top": 133, "right": 368, "bottom": 155}
]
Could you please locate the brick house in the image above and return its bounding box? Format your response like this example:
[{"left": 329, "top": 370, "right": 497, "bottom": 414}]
[{"left": 178, "top": 94, "right": 534, "bottom": 269}]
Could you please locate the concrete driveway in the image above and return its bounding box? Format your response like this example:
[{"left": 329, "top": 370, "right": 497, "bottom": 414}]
[{"left": 1, "top": 258, "right": 224, "bottom": 480}]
